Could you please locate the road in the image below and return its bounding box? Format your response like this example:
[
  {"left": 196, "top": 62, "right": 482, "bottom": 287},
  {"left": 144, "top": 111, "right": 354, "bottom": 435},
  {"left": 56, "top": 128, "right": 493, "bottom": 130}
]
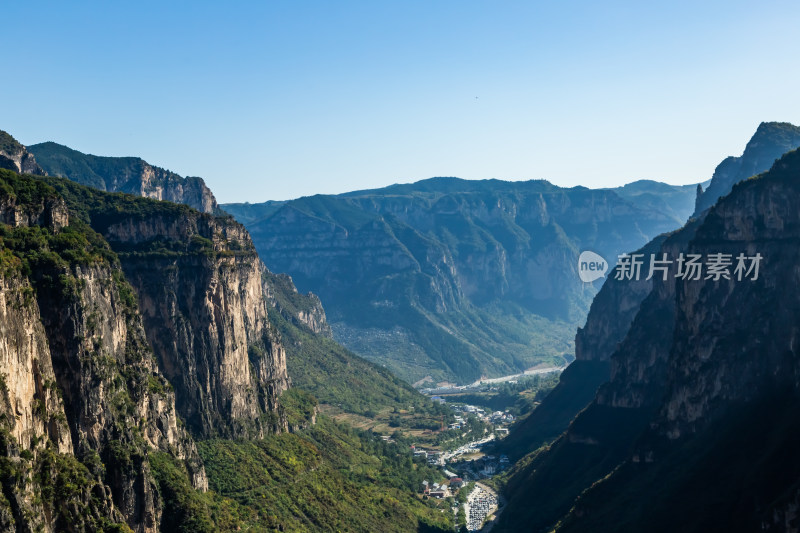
[
  {"left": 439, "top": 434, "right": 495, "bottom": 464},
  {"left": 466, "top": 365, "right": 565, "bottom": 388},
  {"left": 421, "top": 365, "right": 564, "bottom": 395}
]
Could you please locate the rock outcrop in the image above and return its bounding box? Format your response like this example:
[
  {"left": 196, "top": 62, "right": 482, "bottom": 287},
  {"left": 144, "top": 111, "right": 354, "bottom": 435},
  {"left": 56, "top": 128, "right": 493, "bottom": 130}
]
[
  {"left": 103, "top": 211, "right": 291, "bottom": 438},
  {"left": 28, "top": 141, "right": 219, "bottom": 214},
  {"left": 497, "top": 147, "right": 800, "bottom": 533},
  {"left": 0, "top": 169, "right": 206, "bottom": 532},
  {"left": 0, "top": 130, "right": 45, "bottom": 175},
  {"left": 42, "top": 176, "right": 291, "bottom": 439},
  {"left": 262, "top": 270, "right": 333, "bottom": 338},
  {"left": 693, "top": 121, "right": 800, "bottom": 216},
  {"left": 0, "top": 164, "right": 291, "bottom": 531}
]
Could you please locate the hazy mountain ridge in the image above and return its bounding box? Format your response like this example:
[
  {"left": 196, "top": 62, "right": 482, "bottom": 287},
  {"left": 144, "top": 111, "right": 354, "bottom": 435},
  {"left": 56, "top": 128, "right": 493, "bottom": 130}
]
[{"left": 224, "top": 177, "right": 700, "bottom": 383}]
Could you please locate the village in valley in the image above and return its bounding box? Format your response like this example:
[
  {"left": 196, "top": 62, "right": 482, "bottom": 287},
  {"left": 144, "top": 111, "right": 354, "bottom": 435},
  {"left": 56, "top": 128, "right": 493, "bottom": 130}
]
[{"left": 411, "top": 400, "right": 514, "bottom": 531}]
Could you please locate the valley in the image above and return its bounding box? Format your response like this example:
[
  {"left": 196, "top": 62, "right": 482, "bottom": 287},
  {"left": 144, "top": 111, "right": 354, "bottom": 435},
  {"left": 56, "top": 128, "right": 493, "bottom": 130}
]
[
  {"left": 2, "top": 119, "right": 800, "bottom": 532},
  {"left": 5, "top": 3, "right": 800, "bottom": 532}
]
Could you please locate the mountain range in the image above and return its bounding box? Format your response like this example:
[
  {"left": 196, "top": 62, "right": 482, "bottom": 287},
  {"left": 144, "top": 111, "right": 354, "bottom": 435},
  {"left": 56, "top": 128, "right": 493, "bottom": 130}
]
[
  {"left": 5, "top": 120, "right": 800, "bottom": 532},
  {"left": 0, "top": 131, "right": 454, "bottom": 532},
  {"left": 223, "top": 178, "right": 700, "bottom": 384}
]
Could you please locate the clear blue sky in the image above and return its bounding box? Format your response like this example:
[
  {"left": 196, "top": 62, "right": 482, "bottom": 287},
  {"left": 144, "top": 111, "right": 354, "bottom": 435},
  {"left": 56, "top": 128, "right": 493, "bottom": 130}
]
[{"left": 4, "top": 1, "right": 800, "bottom": 202}]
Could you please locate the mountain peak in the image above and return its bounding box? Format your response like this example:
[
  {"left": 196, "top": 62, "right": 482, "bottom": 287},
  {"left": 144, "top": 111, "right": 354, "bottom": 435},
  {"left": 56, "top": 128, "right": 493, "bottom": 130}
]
[
  {"left": 693, "top": 121, "right": 800, "bottom": 216},
  {"left": 0, "top": 129, "right": 45, "bottom": 175}
]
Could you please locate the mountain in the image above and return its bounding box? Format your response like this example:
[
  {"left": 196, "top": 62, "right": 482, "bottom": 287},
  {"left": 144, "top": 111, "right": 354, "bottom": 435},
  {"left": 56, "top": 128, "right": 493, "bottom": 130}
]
[
  {"left": 0, "top": 134, "right": 460, "bottom": 532},
  {"left": 223, "top": 177, "right": 700, "bottom": 384},
  {"left": 494, "top": 121, "right": 800, "bottom": 464},
  {"left": 44, "top": 177, "right": 290, "bottom": 439},
  {"left": 0, "top": 130, "right": 45, "bottom": 175},
  {"left": 693, "top": 121, "right": 800, "bottom": 216},
  {"left": 28, "top": 141, "right": 219, "bottom": 214},
  {"left": 0, "top": 168, "right": 210, "bottom": 531},
  {"left": 609, "top": 179, "right": 702, "bottom": 225},
  {"left": 494, "top": 147, "right": 800, "bottom": 532}
]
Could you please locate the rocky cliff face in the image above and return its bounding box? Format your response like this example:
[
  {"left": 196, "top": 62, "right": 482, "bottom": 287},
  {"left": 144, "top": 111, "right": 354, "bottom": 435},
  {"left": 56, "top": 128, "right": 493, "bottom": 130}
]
[
  {"left": 36, "top": 176, "right": 292, "bottom": 439},
  {"left": 693, "top": 121, "right": 800, "bottom": 216},
  {"left": 497, "top": 148, "right": 800, "bottom": 533},
  {"left": 101, "top": 210, "right": 291, "bottom": 438},
  {"left": 28, "top": 141, "right": 219, "bottom": 214},
  {"left": 0, "top": 130, "right": 45, "bottom": 176},
  {"left": 226, "top": 178, "right": 697, "bottom": 383},
  {"left": 0, "top": 169, "right": 206, "bottom": 532},
  {"left": 659, "top": 151, "right": 800, "bottom": 438},
  {"left": 262, "top": 270, "right": 333, "bottom": 338}
]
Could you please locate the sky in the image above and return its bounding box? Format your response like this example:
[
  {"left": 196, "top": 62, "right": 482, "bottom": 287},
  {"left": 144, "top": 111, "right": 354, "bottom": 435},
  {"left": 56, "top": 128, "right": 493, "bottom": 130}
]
[{"left": 3, "top": 1, "right": 800, "bottom": 203}]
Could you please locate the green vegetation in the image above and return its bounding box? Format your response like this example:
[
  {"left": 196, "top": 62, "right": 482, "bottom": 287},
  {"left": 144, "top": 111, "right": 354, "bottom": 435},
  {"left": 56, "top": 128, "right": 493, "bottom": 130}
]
[
  {"left": 149, "top": 452, "right": 244, "bottom": 533},
  {"left": 0, "top": 426, "right": 132, "bottom": 532},
  {"left": 0, "top": 130, "right": 23, "bottom": 155},
  {"left": 275, "top": 303, "right": 431, "bottom": 416},
  {"left": 29, "top": 141, "right": 181, "bottom": 193},
  {"left": 197, "top": 416, "right": 452, "bottom": 532},
  {"left": 225, "top": 175, "right": 688, "bottom": 383},
  {"left": 29, "top": 174, "right": 255, "bottom": 261},
  {"left": 149, "top": 389, "right": 456, "bottom": 532},
  {"left": 0, "top": 166, "right": 460, "bottom": 531},
  {"left": 279, "top": 388, "right": 318, "bottom": 429}
]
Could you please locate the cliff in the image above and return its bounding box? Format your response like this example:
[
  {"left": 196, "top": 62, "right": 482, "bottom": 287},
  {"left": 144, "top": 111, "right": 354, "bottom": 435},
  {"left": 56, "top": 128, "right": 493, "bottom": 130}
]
[
  {"left": 43, "top": 177, "right": 291, "bottom": 439},
  {"left": 0, "top": 130, "right": 45, "bottom": 176},
  {"left": 497, "top": 122, "right": 800, "bottom": 464},
  {"left": 28, "top": 141, "right": 219, "bottom": 214},
  {"left": 0, "top": 169, "right": 205, "bottom": 532},
  {"left": 225, "top": 178, "right": 699, "bottom": 383},
  {"left": 496, "top": 148, "right": 800, "bottom": 533},
  {"left": 693, "top": 121, "right": 800, "bottom": 216}
]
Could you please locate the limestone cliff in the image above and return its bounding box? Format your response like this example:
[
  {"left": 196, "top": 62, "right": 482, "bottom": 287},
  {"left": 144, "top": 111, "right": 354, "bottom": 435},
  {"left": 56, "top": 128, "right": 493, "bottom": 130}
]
[
  {"left": 28, "top": 141, "right": 219, "bottom": 214},
  {"left": 659, "top": 150, "right": 800, "bottom": 438},
  {"left": 106, "top": 216, "right": 291, "bottom": 438},
  {"left": 0, "top": 169, "right": 205, "bottom": 532},
  {"left": 497, "top": 148, "right": 800, "bottom": 533},
  {"left": 0, "top": 130, "right": 45, "bottom": 176},
  {"left": 46, "top": 178, "right": 291, "bottom": 439},
  {"left": 498, "top": 123, "right": 800, "bottom": 463}
]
